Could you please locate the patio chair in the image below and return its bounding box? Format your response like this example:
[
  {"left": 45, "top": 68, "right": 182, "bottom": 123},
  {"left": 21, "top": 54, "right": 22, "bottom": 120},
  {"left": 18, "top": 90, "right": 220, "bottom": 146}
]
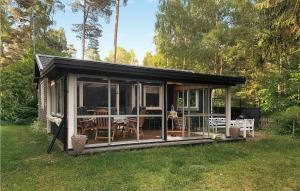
[
  {"left": 77, "top": 107, "right": 96, "bottom": 135},
  {"left": 94, "top": 108, "right": 116, "bottom": 141},
  {"left": 173, "top": 117, "right": 183, "bottom": 130},
  {"left": 126, "top": 107, "right": 147, "bottom": 138},
  {"left": 239, "top": 119, "right": 255, "bottom": 138},
  {"left": 209, "top": 118, "right": 226, "bottom": 133}
]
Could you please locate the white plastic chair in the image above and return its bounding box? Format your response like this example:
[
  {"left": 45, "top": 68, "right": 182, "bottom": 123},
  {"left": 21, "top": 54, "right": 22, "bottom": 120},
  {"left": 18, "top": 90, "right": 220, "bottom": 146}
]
[
  {"left": 239, "top": 119, "right": 255, "bottom": 138},
  {"left": 209, "top": 118, "right": 226, "bottom": 133}
]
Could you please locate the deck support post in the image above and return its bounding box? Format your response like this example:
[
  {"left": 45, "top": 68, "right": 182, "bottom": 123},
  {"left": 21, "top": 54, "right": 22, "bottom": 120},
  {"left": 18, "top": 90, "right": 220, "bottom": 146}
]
[
  {"left": 225, "top": 87, "right": 231, "bottom": 137},
  {"left": 67, "top": 74, "right": 76, "bottom": 149},
  {"left": 108, "top": 79, "right": 111, "bottom": 144},
  {"left": 46, "top": 78, "right": 51, "bottom": 133},
  {"left": 163, "top": 82, "right": 167, "bottom": 141}
]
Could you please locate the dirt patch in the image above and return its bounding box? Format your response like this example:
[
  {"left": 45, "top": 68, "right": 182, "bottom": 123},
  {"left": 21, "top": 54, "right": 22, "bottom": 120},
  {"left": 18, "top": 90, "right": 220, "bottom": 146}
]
[{"left": 247, "top": 131, "right": 267, "bottom": 141}]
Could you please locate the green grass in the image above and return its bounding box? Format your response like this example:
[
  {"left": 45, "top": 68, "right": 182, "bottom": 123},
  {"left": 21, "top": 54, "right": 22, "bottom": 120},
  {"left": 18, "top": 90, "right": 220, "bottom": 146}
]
[{"left": 1, "top": 125, "right": 300, "bottom": 191}]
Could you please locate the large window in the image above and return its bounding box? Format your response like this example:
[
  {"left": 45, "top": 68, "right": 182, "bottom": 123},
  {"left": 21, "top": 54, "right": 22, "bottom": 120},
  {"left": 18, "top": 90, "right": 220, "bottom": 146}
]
[
  {"left": 50, "top": 78, "right": 64, "bottom": 114},
  {"left": 76, "top": 76, "right": 164, "bottom": 145},
  {"left": 177, "top": 90, "right": 199, "bottom": 110},
  {"left": 143, "top": 85, "right": 162, "bottom": 110}
]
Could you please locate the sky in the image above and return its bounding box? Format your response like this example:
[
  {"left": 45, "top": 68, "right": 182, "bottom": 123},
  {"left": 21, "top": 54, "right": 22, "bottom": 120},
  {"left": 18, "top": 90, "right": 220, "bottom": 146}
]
[{"left": 53, "top": 0, "right": 159, "bottom": 63}]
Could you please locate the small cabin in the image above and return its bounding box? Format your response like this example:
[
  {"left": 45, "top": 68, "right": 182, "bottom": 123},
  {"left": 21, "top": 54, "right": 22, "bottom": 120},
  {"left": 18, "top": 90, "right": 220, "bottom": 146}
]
[{"left": 34, "top": 54, "right": 245, "bottom": 152}]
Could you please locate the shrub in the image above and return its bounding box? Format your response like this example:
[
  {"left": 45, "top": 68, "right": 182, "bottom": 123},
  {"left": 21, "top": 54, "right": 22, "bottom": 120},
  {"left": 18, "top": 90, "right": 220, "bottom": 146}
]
[
  {"left": 0, "top": 54, "right": 37, "bottom": 124},
  {"left": 276, "top": 106, "right": 300, "bottom": 137},
  {"left": 31, "top": 119, "right": 44, "bottom": 133}
]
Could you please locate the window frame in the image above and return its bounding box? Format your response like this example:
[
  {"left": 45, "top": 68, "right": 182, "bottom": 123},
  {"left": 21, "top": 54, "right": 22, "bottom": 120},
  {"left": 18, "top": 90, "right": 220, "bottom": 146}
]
[
  {"left": 143, "top": 85, "right": 163, "bottom": 110},
  {"left": 50, "top": 77, "right": 64, "bottom": 115},
  {"left": 177, "top": 90, "right": 199, "bottom": 110}
]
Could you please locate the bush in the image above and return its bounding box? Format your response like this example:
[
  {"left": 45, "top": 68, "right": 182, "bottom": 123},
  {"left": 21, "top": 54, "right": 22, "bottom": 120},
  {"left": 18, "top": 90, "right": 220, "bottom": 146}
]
[
  {"left": 0, "top": 53, "right": 37, "bottom": 124},
  {"left": 31, "top": 119, "right": 44, "bottom": 133},
  {"left": 276, "top": 106, "right": 300, "bottom": 137}
]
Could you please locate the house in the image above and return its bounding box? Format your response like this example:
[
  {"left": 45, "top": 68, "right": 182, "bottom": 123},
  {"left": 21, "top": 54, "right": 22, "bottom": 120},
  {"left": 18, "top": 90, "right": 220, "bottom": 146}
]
[{"left": 34, "top": 54, "right": 245, "bottom": 152}]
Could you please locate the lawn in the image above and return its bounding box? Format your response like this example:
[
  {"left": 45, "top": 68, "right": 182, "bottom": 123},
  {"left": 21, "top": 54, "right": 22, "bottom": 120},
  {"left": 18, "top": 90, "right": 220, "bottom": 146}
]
[{"left": 1, "top": 125, "right": 300, "bottom": 191}]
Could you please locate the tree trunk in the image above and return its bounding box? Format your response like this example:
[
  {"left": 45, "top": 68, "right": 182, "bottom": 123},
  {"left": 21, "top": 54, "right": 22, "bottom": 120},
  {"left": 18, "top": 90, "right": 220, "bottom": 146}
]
[
  {"left": 113, "top": 0, "right": 120, "bottom": 63},
  {"left": 214, "top": 52, "right": 218, "bottom": 74},
  {"left": 81, "top": 0, "right": 87, "bottom": 60}
]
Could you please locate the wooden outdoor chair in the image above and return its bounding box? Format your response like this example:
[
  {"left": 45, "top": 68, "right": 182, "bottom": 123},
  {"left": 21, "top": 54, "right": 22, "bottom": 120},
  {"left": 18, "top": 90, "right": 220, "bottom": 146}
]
[
  {"left": 126, "top": 107, "right": 147, "bottom": 138},
  {"left": 174, "top": 117, "right": 183, "bottom": 130},
  {"left": 77, "top": 107, "right": 96, "bottom": 135},
  {"left": 167, "top": 116, "right": 184, "bottom": 137},
  {"left": 94, "top": 108, "right": 115, "bottom": 141}
]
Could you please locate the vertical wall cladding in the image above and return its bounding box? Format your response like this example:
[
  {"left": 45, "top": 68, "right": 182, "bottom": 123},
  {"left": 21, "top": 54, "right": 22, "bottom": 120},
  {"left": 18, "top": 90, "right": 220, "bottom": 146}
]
[{"left": 38, "top": 78, "right": 48, "bottom": 128}]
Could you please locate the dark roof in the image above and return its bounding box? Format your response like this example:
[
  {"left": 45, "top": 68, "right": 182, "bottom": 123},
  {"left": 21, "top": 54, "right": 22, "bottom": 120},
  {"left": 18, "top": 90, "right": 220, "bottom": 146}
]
[
  {"left": 35, "top": 54, "right": 246, "bottom": 86},
  {"left": 35, "top": 54, "right": 55, "bottom": 69}
]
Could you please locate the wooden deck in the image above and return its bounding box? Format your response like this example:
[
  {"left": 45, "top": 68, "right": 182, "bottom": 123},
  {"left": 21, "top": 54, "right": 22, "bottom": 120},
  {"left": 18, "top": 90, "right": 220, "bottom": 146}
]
[{"left": 68, "top": 137, "right": 245, "bottom": 155}]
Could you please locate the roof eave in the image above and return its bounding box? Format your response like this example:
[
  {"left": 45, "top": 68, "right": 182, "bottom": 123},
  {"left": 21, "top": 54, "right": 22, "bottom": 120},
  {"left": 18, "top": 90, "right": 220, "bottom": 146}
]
[{"left": 38, "top": 56, "right": 246, "bottom": 86}]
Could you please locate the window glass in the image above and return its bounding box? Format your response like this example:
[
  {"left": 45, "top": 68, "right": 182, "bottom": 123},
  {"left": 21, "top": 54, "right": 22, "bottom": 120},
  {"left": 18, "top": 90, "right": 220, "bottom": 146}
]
[
  {"left": 145, "top": 86, "right": 161, "bottom": 108},
  {"left": 82, "top": 82, "right": 108, "bottom": 111},
  {"left": 177, "top": 91, "right": 183, "bottom": 107},
  {"left": 189, "top": 90, "right": 197, "bottom": 107},
  {"left": 177, "top": 90, "right": 198, "bottom": 109},
  {"left": 50, "top": 78, "right": 64, "bottom": 114},
  {"left": 184, "top": 91, "right": 188, "bottom": 107}
]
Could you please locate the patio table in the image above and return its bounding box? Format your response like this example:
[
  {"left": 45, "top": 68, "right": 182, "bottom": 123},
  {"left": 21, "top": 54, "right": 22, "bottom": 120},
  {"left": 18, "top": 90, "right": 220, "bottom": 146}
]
[
  {"left": 113, "top": 116, "right": 128, "bottom": 130},
  {"left": 113, "top": 116, "right": 129, "bottom": 139}
]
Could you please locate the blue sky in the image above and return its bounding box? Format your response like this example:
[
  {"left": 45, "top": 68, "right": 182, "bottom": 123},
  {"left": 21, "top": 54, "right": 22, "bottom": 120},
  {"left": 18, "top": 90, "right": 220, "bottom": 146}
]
[{"left": 53, "top": 0, "right": 159, "bottom": 63}]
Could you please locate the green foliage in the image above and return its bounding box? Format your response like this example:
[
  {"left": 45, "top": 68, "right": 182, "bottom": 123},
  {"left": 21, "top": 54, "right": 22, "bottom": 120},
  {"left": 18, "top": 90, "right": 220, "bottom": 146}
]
[
  {"left": 70, "top": 0, "right": 116, "bottom": 58},
  {"left": 105, "top": 46, "right": 138, "bottom": 64},
  {"left": 30, "top": 118, "right": 45, "bottom": 133},
  {"left": 85, "top": 48, "right": 101, "bottom": 61},
  {"left": 154, "top": 0, "right": 300, "bottom": 114},
  {"left": 1, "top": 0, "right": 66, "bottom": 66},
  {"left": 275, "top": 106, "right": 300, "bottom": 136},
  {"left": 1, "top": 1, "right": 74, "bottom": 124},
  {"left": 0, "top": 52, "right": 37, "bottom": 124},
  {"left": 143, "top": 51, "right": 154, "bottom": 67}
]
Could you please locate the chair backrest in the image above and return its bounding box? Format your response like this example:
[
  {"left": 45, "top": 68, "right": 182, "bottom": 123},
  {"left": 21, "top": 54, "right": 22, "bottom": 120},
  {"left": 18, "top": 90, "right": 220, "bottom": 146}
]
[
  {"left": 174, "top": 117, "right": 183, "bottom": 130},
  {"left": 95, "top": 108, "right": 109, "bottom": 129},
  {"left": 245, "top": 119, "right": 255, "bottom": 129},
  {"left": 139, "top": 107, "right": 147, "bottom": 128},
  {"left": 212, "top": 118, "right": 226, "bottom": 127}
]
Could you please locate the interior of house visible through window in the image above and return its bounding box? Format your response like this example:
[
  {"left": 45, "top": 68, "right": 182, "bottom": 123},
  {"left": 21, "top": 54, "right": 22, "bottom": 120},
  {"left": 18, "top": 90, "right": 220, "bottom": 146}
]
[
  {"left": 144, "top": 86, "right": 161, "bottom": 109},
  {"left": 177, "top": 90, "right": 198, "bottom": 109}
]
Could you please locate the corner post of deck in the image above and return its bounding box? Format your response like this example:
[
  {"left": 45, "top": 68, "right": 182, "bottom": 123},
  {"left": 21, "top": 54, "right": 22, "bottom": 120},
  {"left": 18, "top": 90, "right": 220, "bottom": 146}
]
[
  {"left": 163, "top": 82, "right": 167, "bottom": 141},
  {"left": 67, "top": 73, "right": 77, "bottom": 150},
  {"left": 46, "top": 78, "right": 51, "bottom": 133},
  {"left": 225, "top": 86, "right": 231, "bottom": 137}
]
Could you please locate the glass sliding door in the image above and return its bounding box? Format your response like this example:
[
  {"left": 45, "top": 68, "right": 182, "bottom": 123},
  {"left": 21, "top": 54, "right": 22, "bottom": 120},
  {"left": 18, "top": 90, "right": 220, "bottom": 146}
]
[
  {"left": 186, "top": 89, "right": 202, "bottom": 138},
  {"left": 76, "top": 75, "right": 165, "bottom": 146},
  {"left": 76, "top": 77, "right": 110, "bottom": 145},
  {"left": 210, "top": 88, "right": 226, "bottom": 135},
  {"left": 111, "top": 80, "right": 138, "bottom": 143},
  {"left": 170, "top": 85, "right": 212, "bottom": 140},
  {"left": 140, "top": 83, "right": 163, "bottom": 141}
]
